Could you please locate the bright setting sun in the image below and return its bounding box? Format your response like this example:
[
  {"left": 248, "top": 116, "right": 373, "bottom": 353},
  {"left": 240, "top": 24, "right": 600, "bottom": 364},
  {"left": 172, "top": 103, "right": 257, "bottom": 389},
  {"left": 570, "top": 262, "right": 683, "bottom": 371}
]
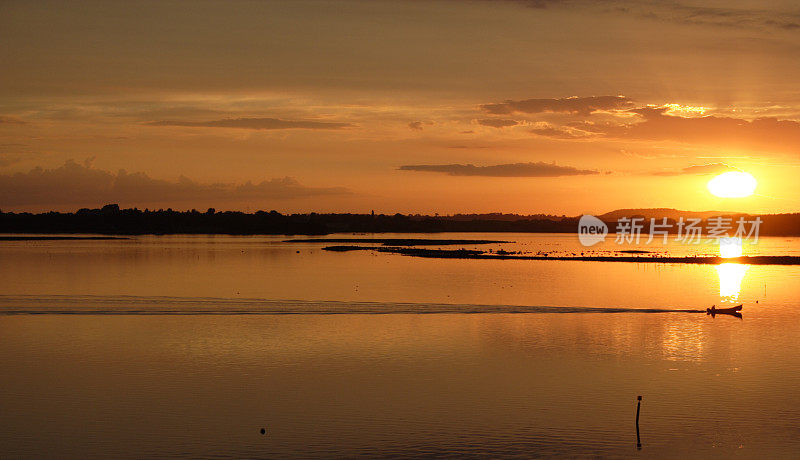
[{"left": 707, "top": 171, "right": 758, "bottom": 198}]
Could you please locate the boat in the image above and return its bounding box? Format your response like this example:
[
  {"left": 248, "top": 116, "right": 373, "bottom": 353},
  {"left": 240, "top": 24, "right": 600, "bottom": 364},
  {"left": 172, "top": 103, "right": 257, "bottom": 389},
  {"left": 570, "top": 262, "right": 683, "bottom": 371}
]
[{"left": 706, "top": 304, "right": 743, "bottom": 317}]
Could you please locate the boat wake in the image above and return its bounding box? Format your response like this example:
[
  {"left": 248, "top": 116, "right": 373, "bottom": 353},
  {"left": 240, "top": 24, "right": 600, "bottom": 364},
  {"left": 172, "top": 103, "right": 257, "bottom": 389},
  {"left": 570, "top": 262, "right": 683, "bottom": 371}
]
[{"left": 0, "top": 295, "right": 706, "bottom": 315}]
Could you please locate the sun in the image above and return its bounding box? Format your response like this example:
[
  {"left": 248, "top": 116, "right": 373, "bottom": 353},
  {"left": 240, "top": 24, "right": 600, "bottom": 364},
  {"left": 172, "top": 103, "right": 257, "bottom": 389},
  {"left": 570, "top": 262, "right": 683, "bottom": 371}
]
[{"left": 707, "top": 171, "right": 757, "bottom": 198}]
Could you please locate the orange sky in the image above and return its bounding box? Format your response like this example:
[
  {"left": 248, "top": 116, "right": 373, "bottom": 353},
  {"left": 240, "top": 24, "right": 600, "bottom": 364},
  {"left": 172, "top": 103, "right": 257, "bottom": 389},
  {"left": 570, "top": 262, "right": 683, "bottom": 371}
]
[{"left": 1, "top": 0, "right": 799, "bottom": 215}]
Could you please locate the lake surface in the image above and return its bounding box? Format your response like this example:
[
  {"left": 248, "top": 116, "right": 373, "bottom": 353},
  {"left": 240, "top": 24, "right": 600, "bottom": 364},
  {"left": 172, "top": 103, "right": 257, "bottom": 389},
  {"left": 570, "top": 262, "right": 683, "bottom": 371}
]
[{"left": 1, "top": 234, "right": 799, "bottom": 458}]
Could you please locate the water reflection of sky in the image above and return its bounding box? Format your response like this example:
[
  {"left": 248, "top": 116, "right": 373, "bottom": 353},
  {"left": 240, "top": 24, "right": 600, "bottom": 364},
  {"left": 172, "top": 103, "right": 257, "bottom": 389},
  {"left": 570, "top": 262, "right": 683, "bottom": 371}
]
[{"left": 0, "top": 234, "right": 797, "bottom": 309}]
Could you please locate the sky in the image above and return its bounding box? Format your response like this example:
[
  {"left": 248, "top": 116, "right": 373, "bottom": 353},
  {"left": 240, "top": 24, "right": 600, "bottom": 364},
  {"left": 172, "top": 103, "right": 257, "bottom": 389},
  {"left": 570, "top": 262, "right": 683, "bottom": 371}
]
[{"left": 1, "top": 0, "right": 800, "bottom": 215}]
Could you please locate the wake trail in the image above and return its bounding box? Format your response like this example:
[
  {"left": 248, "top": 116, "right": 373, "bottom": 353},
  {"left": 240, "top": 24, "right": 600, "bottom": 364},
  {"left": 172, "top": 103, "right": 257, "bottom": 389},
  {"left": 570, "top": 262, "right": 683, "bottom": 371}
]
[{"left": 0, "top": 294, "right": 706, "bottom": 315}]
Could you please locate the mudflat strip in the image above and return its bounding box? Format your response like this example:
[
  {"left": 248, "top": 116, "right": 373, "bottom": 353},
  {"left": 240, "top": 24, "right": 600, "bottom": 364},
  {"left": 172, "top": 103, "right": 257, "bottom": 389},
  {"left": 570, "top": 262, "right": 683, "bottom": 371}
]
[
  {"left": 285, "top": 238, "right": 511, "bottom": 246},
  {"left": 322, "top": 245, "right": 800, "bottom": 265},
  {"left": 0, "top": 236, "right": 129, "bottom": 241}
]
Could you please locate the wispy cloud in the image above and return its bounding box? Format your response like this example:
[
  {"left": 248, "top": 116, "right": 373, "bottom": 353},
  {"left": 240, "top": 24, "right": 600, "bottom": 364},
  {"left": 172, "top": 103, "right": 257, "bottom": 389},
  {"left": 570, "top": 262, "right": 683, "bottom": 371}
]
[
  {"left": 0, "top": 156, "right": 22, "bottom": 168},
  {"left": 398, "top": 162, "right": 598, "bottom": 177},
  {"left": 530, "top": 125, "right": 588, "bottom": 139},
  {"left": 146, "top": 117, "right": 355, "bottom": 130},
  {"left": 649, "top": 162, "right": 739, "bottom": 176},
  {"left": 0, "top": 116, "right": 27, "bottom": 125},
  {"left": 480, "top": 96, "right": 633, "bottom": 116},
  {"left": 497, "top": 1, "right": 800, "bottom": 31},
  {"left": 477, "top": 118, "right": 519, "bottom": 128},
  {"left": 635, "top": 2, "right": 800, "bottom": 31}
]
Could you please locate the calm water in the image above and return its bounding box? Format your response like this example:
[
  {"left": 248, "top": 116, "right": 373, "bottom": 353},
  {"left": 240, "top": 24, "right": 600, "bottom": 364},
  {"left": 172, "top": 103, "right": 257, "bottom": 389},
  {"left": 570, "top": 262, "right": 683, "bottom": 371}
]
[{"left": 1, "top": 234, "right": 799, "bottom": 458}]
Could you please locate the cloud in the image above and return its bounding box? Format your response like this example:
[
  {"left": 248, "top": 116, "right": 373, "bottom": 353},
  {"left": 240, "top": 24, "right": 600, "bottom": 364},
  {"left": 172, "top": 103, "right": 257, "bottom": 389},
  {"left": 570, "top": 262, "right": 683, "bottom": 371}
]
[
  {"left": 497, "top": 1, "right": 800, "bottom": 31},
  {"left": 0, "top": 143, "right": 30, "bottom": 152},
  {"left": 604, "top": 107, "right": 800, "bottom": 152},
  {"left": 635, "top": 2, "right": 800, "bottom": 31},
  {"left": 0, "top": 156, "right": 22, "bottom": 168},
  {"left": 110, "top": 106, "right": 227, "bottom": 120},
  {"left": 620, "top": 149, "right": 684, "bottom": 160},
  {"left": 408, "top": 121, "right": 435, "bottom": 131},
  {"left": 477, "top": 118, "right": 519, "bottom": 128},
  {"left": 398, "top": 162, "right": 598, "bottom": 177},
  {"left": 447, "top": 144, "right": 491, "bottom": 149},
  {"left": 146, "top": 117, "right": 355, "bottom": 130},
  {"left": 528, "top": 104, "right": 800, "bottom": 153},
  {"left": 0, "top": 143, "right": 36, "bottom": 168},
  {"left": 480, "top": 96, "right": 633, "bottom": 116},
  {"left": 530, "top": 126, "right": 589, "bottom": 139},
  {"left": 0, "top": 161, "right": 349, "bottom": 208},
  {"left": 0, "top": 116, "right": 27, "bottom": 125},
  {"left": 649, "top": 162, "right": 739, "bottom": 176}
]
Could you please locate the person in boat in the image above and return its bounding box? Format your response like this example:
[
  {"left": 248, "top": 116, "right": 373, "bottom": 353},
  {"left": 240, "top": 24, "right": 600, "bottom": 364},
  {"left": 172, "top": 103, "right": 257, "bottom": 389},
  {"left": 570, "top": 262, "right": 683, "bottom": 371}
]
[{"left": 707, "top": 304, "right": 743, "bottom": 315}]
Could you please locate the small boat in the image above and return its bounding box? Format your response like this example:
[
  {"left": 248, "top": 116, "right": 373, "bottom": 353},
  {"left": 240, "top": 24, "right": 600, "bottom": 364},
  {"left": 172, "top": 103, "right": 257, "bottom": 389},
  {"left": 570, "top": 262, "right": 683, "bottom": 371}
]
[{"left": 707, "top": 304, "right": 743, "bottom": 316}]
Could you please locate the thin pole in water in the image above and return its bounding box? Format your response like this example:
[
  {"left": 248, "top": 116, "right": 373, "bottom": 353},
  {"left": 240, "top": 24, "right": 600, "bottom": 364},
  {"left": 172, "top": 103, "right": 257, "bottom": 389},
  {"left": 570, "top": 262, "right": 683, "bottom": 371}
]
[{"left": 636, "top": 395, "right": 642, "bottom": 450}]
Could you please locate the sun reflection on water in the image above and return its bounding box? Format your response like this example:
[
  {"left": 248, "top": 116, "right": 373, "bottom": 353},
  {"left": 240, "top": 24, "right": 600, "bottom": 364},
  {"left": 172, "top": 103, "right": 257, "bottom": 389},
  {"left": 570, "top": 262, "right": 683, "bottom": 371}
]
[
  {"left": 719, "top": 237, "right": 743, "bottom": 258},
  {"left": 661, "top": 320, "right": 706, "bottom": 362},
  {"left": 716, "top": 263, "right": 749, "bottom": 303}
]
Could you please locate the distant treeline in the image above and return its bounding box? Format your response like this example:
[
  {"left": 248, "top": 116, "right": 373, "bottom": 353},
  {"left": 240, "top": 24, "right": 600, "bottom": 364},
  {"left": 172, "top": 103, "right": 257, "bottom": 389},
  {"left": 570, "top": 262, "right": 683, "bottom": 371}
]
[{"left": 1, "top": 204, "right": 799, "bottom": 236}]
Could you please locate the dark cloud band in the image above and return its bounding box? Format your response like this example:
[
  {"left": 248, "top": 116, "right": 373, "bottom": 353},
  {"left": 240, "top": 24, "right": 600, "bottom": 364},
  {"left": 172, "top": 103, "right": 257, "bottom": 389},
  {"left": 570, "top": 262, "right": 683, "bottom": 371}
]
[
  {"left": 399, "top": 162, "right": 598, "bottom": 177},
  {"left": 147, "top": 117, "right": 355, "bottom": 130},
  {"left": 0, "top": 161, "right": 349, "bottom": 208}
]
